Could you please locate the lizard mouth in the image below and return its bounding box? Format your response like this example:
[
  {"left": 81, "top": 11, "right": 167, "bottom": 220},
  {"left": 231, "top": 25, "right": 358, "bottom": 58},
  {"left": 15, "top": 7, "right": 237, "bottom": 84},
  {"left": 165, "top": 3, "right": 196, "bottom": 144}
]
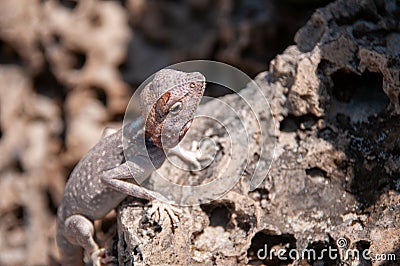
[{"left": 179, "top": 119, "right": 192, "bottom": 141}]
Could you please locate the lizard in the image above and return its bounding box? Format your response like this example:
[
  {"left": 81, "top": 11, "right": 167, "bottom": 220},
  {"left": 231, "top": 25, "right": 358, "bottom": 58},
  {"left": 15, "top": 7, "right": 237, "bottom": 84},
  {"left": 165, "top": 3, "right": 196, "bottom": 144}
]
[{"left": 56, "top": 69, "right": 206, "bottom": 266}]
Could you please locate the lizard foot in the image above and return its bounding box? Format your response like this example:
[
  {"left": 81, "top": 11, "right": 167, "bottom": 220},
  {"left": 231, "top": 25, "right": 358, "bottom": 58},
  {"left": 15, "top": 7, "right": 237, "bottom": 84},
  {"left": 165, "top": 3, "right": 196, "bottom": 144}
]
[
  {"left": 86, "top": 248, "right": 117, "bottom": 266},
  {"left": 168, "top": 139, "right": 217, "bottom": 170},
  {"left": 147, "top": 201, "right": 183, "bottom": 227}
]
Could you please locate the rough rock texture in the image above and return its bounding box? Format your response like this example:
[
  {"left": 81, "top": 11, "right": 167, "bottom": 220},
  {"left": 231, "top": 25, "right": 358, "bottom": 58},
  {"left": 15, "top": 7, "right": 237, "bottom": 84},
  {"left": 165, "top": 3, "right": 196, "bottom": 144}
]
[
  {"left": 119, "top": 0, "right": 400, "bottom": 265},
  {"left": 0, "top": 0, "right": 398, "bottom": 265},
  {"left": 0, "top": 1, "right": 325, "bottom": 265},
  {"left": 121, "top": 0, "right": 324, "bottom": 82},
  {"left": 0, "top": 1, "right": 132, "bottom": 264},
  {"left": 41, "top": 0, "right": 131, "bottom": 114},
  {"left": 0, "top": 66, "right": 64, "bottom": 265},
  {"left": 0, "top": 0, "right": 132, "bottom": 163}
]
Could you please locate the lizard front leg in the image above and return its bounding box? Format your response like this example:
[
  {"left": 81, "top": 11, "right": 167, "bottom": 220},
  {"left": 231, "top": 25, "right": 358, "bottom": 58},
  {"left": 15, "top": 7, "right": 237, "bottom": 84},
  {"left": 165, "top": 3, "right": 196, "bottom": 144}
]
[
  {"left": 168, "top": 139, "right": 217, "bottom": 170},
  {"left": 100, "top": 160, "right": 182, "bottom": 224},
  {"left": 60, "top": 161, "right": 181, "bottom": 266}
]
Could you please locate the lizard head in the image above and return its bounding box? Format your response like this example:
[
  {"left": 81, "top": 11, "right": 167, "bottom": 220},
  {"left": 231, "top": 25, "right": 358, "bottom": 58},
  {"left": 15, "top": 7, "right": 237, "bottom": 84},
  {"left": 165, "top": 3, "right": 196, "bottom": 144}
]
[{"left": 140, "top": 69, "right": 206, "bottom": 149}]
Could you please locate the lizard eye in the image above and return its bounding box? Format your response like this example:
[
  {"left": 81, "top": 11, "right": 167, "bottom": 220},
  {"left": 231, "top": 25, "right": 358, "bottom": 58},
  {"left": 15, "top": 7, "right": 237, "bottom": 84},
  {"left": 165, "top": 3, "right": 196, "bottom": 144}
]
[
  {"left": 190, "top": 82, "right": 196, "bottom": 88},
  {"left": 169, "top": 101, "right": 183, "bottom": 114}
]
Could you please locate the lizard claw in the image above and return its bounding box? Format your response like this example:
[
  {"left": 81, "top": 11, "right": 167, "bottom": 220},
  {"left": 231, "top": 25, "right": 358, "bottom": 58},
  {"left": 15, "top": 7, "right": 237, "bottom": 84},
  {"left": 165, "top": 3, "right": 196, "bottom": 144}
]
[{"left": 147, "top": 201, "right": 182, "bottom": 227}]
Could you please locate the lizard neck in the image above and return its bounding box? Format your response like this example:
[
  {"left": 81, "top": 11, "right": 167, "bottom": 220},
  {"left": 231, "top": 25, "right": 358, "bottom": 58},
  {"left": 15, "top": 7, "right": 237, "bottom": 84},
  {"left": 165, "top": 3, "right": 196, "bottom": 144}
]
[
  {"left": 123, "top": 118, "right": 161, "bottom": 148},
  {"left": 124, "top": 118, "right": 144, "bottom": 137},
  {"left": 145, "top": 138, "right": 166, "bottom": 169},
  {"left": 122, "top": 118, "right": 167, "bottom": 169}
]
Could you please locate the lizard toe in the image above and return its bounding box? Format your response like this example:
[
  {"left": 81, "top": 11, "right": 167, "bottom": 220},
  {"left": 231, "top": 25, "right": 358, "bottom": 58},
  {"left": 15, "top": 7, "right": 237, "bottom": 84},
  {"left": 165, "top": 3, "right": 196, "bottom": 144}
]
[{"left": 147, "top": 201, "right": 182, "bottom": 227}]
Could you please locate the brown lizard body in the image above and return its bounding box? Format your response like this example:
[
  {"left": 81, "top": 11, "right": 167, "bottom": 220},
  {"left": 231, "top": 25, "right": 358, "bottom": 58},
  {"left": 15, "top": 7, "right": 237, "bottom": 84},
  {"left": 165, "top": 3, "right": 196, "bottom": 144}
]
[{"left": 57, "top": 69, "right": 206, "bottom": 265}]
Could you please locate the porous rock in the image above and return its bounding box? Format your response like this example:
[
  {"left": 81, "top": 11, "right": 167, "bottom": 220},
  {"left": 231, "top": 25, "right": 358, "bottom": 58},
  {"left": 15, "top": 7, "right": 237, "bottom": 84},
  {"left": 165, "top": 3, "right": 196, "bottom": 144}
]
[{"left": 118, "top": 1, "right": 400, "bottom": 265}]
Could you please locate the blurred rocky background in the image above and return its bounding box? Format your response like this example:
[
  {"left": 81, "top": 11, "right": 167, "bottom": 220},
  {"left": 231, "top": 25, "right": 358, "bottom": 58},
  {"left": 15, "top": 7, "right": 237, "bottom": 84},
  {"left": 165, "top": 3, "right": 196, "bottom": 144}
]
[{"left": 0, "top": 0, "right": 399, "bottom": 265}]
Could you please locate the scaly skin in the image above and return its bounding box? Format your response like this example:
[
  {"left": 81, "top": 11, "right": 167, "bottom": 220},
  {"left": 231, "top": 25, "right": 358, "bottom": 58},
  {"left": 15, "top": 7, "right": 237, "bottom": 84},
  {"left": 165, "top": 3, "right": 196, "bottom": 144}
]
[{"left": 56, "top": 69, "right": 206, "bottom": 265}]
